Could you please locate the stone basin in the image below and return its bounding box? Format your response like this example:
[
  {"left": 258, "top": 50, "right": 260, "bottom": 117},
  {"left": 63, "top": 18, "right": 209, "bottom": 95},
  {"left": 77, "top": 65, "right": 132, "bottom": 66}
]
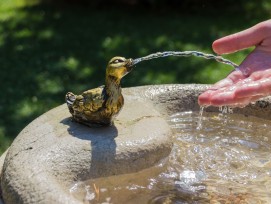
[{"left": 1, "top": 84, "right": 271, "bottom": 204}]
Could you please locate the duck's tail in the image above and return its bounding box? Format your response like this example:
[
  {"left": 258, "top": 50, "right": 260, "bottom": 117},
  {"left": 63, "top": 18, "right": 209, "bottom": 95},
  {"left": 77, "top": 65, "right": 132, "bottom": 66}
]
[{"left": 65, "top": 92, "right": 76, "bottom": 113}]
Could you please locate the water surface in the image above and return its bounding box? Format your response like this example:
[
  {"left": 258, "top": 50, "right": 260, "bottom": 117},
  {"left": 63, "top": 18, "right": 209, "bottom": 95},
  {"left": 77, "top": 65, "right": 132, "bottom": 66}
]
[{"left": 70, "top": 111, "right": 271, "bottom": 203}]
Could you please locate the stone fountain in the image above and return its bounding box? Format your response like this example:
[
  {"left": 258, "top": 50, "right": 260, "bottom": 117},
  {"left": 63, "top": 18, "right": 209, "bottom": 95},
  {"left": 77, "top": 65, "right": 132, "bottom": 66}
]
[{"left": 1, "top": 84, "right": 271, "bottom": 204}]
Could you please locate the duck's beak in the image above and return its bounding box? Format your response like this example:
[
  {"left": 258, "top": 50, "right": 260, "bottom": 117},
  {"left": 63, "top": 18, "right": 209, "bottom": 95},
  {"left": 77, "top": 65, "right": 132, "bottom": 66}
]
[{"left": 125, "top": 58, "right": 133, "bottom": 72}]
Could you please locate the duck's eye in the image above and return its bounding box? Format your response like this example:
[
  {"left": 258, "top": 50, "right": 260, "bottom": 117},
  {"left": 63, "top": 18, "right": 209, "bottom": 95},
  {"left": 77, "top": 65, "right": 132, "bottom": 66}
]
[{"left": 113, "top": 59, "right": 124, "bottom": 64}]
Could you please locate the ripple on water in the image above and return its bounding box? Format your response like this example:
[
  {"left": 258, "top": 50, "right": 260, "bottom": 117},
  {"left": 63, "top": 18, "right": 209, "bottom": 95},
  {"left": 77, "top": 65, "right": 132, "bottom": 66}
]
[{"left": 70, "top": 111, "right": 271, "bottom": 203}]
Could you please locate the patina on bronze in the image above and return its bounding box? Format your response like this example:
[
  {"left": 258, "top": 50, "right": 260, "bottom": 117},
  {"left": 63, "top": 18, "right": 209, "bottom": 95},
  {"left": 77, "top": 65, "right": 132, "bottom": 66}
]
[{"left": 66, "top": 56, "right": 133, "bottom": 127}]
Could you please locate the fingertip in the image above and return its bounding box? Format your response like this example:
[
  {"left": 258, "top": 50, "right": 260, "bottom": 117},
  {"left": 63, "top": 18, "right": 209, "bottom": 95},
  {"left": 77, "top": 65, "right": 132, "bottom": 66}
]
[
  {"left": 212, "top": 37, "right": 234, "bottom": 55},
  {"left": 212, "top": 40, "right": 224, "bottom": 55},
  {"left": 198, "top": 91, "right": 212, "bottom": 106}
]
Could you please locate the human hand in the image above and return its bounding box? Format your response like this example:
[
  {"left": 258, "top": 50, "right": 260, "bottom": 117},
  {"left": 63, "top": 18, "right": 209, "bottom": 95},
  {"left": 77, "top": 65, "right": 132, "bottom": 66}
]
[{"left": 198, "top": 20, "right": 271, "bottom": 107}]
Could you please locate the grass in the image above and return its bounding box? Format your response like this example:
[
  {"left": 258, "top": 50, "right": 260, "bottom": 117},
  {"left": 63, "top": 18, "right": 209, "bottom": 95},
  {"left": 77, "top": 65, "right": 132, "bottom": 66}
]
[{"left": 0, "top": 0, "right": 270, "bottom": 154}]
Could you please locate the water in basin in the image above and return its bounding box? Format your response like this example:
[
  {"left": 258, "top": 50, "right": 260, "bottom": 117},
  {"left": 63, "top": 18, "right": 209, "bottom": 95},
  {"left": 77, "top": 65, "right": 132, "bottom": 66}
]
[{"left": 70, "top": 111, "right": 271, "bottom": 203}]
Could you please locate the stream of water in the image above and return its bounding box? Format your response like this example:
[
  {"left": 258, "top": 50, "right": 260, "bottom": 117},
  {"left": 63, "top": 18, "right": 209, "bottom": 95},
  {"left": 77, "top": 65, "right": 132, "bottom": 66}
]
[{"left": 132, "top": 51, "right": 239, "bottom": 69}]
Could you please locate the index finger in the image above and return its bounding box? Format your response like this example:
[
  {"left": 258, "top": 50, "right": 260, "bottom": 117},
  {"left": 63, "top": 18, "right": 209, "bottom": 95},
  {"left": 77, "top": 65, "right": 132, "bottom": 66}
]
[{"left": 213, "top": 20, "right": 271, "bottom": 54}]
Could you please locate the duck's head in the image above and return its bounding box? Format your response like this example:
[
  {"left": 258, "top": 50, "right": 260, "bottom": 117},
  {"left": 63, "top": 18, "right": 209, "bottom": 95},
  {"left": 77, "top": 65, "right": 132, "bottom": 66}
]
[{"left": 106, "top": 56, "right": 133, "bottom": 79}]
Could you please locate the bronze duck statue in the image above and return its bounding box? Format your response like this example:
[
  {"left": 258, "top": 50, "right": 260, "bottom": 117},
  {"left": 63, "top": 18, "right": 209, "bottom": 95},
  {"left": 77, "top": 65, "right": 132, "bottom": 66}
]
[{"left": 66, "top": 56, "right": 133, "bottom": 127}]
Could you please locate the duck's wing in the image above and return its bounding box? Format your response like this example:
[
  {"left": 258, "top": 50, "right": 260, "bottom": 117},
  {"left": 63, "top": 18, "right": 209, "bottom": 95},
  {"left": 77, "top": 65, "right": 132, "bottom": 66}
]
[{"left": 72, "top": 86, "right": 106, "bottom": 113}]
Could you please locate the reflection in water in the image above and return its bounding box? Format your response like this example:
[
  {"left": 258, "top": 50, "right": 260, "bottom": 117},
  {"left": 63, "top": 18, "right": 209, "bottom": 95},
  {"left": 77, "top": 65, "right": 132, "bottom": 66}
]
[{"left": 70, "top": 111, "right": 271, "bottom": 203}]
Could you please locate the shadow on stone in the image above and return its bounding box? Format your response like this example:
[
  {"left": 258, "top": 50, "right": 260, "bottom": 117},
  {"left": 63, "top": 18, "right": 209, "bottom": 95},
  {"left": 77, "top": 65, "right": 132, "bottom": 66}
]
[
  {"left": 60, "top": 117, "right": 118, "bottom": 177},
  {"left": 60, "top": 116, "right": 118, "bottom": 140}
]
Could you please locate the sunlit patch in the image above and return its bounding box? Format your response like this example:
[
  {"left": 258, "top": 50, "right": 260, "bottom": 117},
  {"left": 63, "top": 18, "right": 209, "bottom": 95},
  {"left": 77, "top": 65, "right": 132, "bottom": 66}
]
[
  {"left": 38, "top": 29, "right": 54, "bottom": 39},
  {"left": 14, "top": 28, "right": 32, "bottom": 38},
  {"left": 59, "top": 57, "right": 80, "bottom": 71}
]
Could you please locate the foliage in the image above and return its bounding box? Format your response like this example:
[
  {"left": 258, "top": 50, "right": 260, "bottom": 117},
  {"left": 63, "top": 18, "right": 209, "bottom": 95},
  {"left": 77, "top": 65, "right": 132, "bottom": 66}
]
[{"left": 0, "top": 0, "right": 270, "bottom": 154}]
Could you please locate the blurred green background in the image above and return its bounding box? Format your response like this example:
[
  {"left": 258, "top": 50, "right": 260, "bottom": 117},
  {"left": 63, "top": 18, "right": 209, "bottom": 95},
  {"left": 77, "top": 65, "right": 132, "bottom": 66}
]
[{"left": 0, "top": 0, "right": 270, "bottom": 154}]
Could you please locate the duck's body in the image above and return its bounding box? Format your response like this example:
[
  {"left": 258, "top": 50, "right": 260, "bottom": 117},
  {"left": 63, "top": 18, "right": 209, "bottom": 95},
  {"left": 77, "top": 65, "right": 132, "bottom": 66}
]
[{"left": 66, "top": 57, "right": 133, "bottom": 127}]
